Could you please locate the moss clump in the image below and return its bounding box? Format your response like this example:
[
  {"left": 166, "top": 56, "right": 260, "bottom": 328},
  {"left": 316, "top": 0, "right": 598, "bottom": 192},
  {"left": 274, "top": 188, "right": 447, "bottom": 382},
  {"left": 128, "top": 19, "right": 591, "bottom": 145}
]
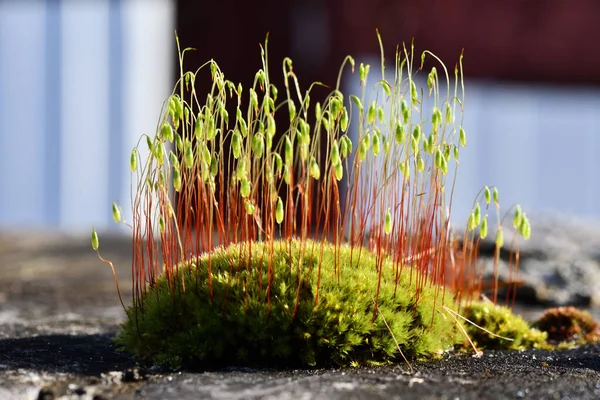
[
  {"left": 114, "top": 239, "right": 464, "bottom": 369},
  {"left": 532, "top": 306, "right": 600, "bottom": 347},
  {"left": 461, "top": 301, "right": 547, "bottom": 350}
]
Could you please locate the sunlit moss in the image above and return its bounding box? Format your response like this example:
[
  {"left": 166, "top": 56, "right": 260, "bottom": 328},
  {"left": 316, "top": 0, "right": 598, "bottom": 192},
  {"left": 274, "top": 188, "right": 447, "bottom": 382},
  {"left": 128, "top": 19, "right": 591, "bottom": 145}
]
[{"left": 114, "top": 239, "right": 463, "bottom": 369}]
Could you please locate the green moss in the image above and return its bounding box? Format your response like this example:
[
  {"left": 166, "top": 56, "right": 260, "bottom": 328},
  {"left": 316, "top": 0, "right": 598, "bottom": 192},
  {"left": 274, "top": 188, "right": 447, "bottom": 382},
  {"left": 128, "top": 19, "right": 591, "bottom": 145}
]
[
  {"left": 114, "top": 239, "right": 464, "bottom": 369},
  {"left": 461, "top": 301, "right": 548, "bottom": 351}
]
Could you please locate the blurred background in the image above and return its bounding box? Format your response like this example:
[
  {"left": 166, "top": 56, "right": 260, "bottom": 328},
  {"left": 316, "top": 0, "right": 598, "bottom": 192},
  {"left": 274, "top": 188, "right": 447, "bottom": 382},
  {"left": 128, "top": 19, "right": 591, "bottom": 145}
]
[{"left": 2, "top": 0, "right": 600, "bottom": 232}]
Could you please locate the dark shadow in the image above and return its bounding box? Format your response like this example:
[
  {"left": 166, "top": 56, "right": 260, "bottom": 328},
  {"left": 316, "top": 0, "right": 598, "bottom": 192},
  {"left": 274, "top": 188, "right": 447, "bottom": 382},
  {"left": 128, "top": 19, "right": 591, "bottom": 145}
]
[{"left": 0, "top": 333, "right": 136, "bottom": 376}]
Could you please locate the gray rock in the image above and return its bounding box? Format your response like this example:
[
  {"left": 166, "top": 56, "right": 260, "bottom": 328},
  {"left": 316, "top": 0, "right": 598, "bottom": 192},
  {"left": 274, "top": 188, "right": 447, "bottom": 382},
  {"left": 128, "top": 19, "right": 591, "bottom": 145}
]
[{"left": 475, "top": 212, "right": 600, "bottom": 306}]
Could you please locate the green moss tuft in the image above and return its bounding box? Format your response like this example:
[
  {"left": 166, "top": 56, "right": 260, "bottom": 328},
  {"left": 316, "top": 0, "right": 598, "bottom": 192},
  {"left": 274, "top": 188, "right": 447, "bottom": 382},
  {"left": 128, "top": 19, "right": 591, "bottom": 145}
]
[
  {"left": 114, "top": 239, "right": 464, "bottom": 369},
  {"left": 461, "top": 301, "right": 547, "bottom": 351}
]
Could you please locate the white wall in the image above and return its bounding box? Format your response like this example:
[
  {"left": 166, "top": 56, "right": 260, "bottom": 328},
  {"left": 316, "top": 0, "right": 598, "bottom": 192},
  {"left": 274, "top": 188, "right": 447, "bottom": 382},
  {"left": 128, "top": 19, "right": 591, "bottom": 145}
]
[{"left": 0, "top": 0, "right": 175, "bottom": 231}]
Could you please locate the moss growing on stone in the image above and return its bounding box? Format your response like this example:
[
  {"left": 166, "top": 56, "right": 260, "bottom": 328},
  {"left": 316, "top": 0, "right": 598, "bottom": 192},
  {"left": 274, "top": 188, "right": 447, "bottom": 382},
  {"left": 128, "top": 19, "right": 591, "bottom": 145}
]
[
  {"left": 114, "top": 239, "right": 464, "bottom": 369},
  {"left": 461, "top": 301, "right": 548, "bottom": 351}
]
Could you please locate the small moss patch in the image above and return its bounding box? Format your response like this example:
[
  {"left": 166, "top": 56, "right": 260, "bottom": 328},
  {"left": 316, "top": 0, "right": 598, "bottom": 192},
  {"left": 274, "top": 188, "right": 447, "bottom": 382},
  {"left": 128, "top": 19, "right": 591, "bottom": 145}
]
[
  {"left": 532, "top": 306, "right": 600, "bottom": 347},
  {"left": 114, "top": 239, "right": 464, "bottom": 369},
  {"left": 461, "top": 301, "right": 547, "bottom": 351}
]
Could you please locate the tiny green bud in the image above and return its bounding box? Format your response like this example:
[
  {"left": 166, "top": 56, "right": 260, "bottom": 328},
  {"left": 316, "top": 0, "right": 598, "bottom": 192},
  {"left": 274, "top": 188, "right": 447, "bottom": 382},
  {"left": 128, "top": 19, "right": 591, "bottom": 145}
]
[
  {"left": 310, "top": 158, "right": 320, "bottom": 180},
  {"left": 359, "top": 63, "right": 370, "bottom": 82},
  {"left": 484, "top": 186, "right": 491, "bottom": 205},
  {"left": 170, "top": 151, "right": 179, "bottom": 168},
  {"left": 344, "top": 136, "right": 353, "bottom": 154},
  {"left": 372, "top": 130, "right": 381, "bottom": 156},
  {"left": 194, "top": 117, "right": 202, "bottom": 139},
  {"left": 412, "top": 125, "right": 421, "bottom": 142},
  {"left": 146, "top": 136, "right": 153, "bottom": 153},
  {"left": 236, "top": 159, "right": 247, "bottom": 180},
  {"left": 367, "top": 101, "right": 376, "bottom": 125},
  {"left": 91, "top": 227, "right": 99, "bottom": 250},
  {"left": 459, "top": 127, "right": 467, "bottom": 147},
  {"left": 334, "top": 162, "right": 343, "bottom": 181},
  {"left": 358, "top": 139, "right": 368, "bottom": 162},
  {"left": 299, "top": 118, "right": 310, "bottom": 139},
  {"left": 401, "top": 100, "right": 410, "bottom": 123},
  {"left": 411, "top": 136, "right": 418, "bottom": 155},
  {"left": 431, "top": 107, "right": 440, "bottom": 127},
  {"left": 340, "top": 136, "right": 348, "bottom": 158},
  {"left": 159, "top": 214, "right": 165, "bottom": 233},
  {"left": 175, "top": 132, "right": 183, "bottom": 152},
  {"left": 206, "top": 118, "right": 216, "bottom": 141},
  {"left": 410, "top": 80, "right": 418, "bottom": 106},
  {"left": 276, "top": 196, "right": 284, "bottom": 224},
  {"left": 495, "top": 228, "right": 504, "bottom": 249},
  {"left": 445, "top": 103, "right": 453, "bottom": 123},
  {"left": 284, "top": 135, "right": 293, "bottom": 166},
  {"left": 273, "top": 153, "right": 283, "bottom": 175},
  {"left": 340, "top": 107, "right": 349, "bottom": 132},
  {"left": 244, "top": 199, "right": 255, "bottom": 215},
  {"left": 520, "top": 213, "right": 531, "bottom": 240},
  {"left": 427, "top": 70, "right": 435, "bottom": 90},
  {"left": 173, "top": 166, "right": 182, "bottom": 191},
  {"left": 130, "top": 149, "right": 137, "bottom": 172},
  {"left": 283, "top": 164, "right": 292, "bottom": 185},
  {"left": 315, "top": 102, "right": 322, "bottom": 121},
  {"left": 265, "top": 129, "right": 273, "bottom": 150},
  {"left": 383, "top": 136, "right": 391, "bottom": 155},
  {"left": 474, "top": 203, "right": 481, "bottom": 226},
  {"left": 112, "top": 202, "right": 121, "bottom": 223},
  {"left": 416, "top": 154, "right": 425, "bottom": 171},
  {"left": 184, "top": 143, "right": 194, "bottom": 168},
  {"left": 467, "top": 212, "right": 476, "bottom": 232},
  {"left": 232, "top": 130, "right": 242, "bottom": 159},
  {"left": 239, "top": 118, "right": 248, "bottom": 137},
  {"left": 331, "top": 140, "right": 341, "bottom": 166},
  {"left": 350, "top": 95, "right": 363, "bottom": 113},
  {"left": 401, "top": 159, "right": 410, "bottom": 179},
  {"left": 210, "top": 154, "right": 218, "bottom": 176},
  {"left": 265, "top": 115, "right": 275, "bottom": 138},
  {"left": 440, "top": 156, "right": 448, "bottom": 174},
  {"left": 252, "top": 133, "right": 265, "bottom": 158},
  {"left": 513, "top": 205, "right": 522, "bottom": 229},
  {"left": 331, "top": 97, "right": 341, "bottom": 118},
  {"left": 480, "top": 215, "right": 488, "bottom": 239},
  {"left": 240, "top": 178, "right": 251, "bottom": 198},
  {"left": 202, "top": 145, "right": 211, "bottom": 165},
  {"left": 493, "top": 187, "right": 499, "bottom": 203},
  {"left": 249, "top": 88, "right": 258, "bottom": 112},
  {"left": 453, "top": 146, "right": 459, "bottom": 160},
  {"left": 395, "top": 121, "right": 406, "bottom": 143},
  {"left": 161, "top": 123, "right": 173, "bottom": 142},
  {"left": 155, "top": 142, "right": 165, "bottom": 164},
  {"left": 384, "top": 208, "right": 393, "bottom": 234},
  {"left": 377, "top": 106, "right": 384, "bottom": 123},
  {"left": 271, "top": 85, "right": 278, "bottom": 101}
]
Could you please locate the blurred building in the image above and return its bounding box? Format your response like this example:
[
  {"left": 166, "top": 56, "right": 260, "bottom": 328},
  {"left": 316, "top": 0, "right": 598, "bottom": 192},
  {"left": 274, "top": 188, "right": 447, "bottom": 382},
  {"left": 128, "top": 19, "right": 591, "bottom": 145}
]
[
  {"left": 1, "top": 0, "right": 599, "bottom": 231},
  {"left": 0, "top": 0, "right": 175, "bottom": 231}
]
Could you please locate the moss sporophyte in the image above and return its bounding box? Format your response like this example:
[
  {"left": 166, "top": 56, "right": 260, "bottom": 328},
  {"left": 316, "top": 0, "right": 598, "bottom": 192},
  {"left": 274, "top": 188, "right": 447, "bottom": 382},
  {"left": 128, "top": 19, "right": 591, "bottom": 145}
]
[{"left": 91, "top": 31, "right": 556, "bottom": 370}]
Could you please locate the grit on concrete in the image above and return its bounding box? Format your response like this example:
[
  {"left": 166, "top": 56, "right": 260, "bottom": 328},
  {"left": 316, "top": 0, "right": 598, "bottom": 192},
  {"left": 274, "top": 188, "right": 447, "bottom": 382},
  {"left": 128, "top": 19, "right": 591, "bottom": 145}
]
[{"left": 0, "top": 227, "right": 599, "bottom": 400}]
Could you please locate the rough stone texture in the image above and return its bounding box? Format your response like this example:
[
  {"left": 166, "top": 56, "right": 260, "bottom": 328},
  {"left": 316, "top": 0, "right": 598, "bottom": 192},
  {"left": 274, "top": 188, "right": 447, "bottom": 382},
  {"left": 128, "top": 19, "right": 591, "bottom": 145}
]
[
  {"left": 477, "top": 212, "right": 600, "bottom": 307},
  {"left": 1, "top": 220, "right": 600, "bottom": 399}
]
